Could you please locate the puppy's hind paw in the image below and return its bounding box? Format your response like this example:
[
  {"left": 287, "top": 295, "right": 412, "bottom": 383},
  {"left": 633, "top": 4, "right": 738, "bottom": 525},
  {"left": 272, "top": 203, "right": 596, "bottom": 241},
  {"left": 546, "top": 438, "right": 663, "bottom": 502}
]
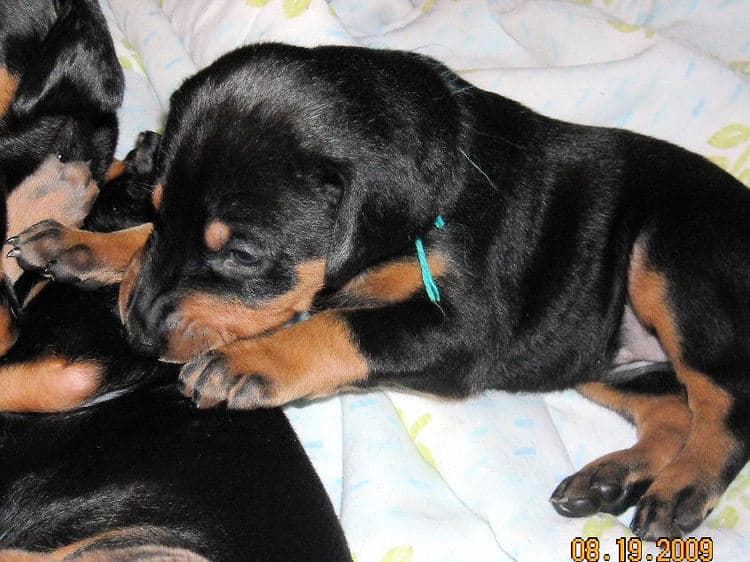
[
  {"left": 630, "top": 487, "right": 715, "bottom": 540},
  {"left": 551, "top": 461, "right": 651, "bottom": 518}
]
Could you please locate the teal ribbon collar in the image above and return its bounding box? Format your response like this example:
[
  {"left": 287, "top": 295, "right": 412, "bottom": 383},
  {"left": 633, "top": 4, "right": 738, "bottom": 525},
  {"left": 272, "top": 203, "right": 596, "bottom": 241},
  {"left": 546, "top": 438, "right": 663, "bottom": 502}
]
[{"left": 415, "top": 215, "right": 445, "bottom": 303}]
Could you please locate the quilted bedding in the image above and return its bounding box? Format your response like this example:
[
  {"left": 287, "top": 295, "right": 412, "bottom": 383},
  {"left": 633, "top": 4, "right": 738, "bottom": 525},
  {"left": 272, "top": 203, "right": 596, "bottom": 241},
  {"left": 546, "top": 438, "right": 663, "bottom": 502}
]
[{"left": 98, "top": 1, "right": 750, "bottom": 560}]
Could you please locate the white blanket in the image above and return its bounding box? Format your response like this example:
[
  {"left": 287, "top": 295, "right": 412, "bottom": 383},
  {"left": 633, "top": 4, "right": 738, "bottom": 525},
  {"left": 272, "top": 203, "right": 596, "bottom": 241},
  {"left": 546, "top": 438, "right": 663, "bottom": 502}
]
[{"left": 99, "top": 1, "right": 750, "bottom": 560}]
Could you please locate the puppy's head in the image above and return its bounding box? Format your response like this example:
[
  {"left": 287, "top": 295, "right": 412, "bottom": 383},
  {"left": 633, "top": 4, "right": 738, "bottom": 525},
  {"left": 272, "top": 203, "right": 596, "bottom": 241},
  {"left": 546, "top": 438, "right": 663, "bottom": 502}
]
[{"left": 121, "top": 44, "right": 465, "bottom": 362}]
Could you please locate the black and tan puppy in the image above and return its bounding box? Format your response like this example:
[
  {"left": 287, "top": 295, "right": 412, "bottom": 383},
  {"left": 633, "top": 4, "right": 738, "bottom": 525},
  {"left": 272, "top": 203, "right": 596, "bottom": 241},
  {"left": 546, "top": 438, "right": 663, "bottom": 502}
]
[
  {"left": 1, "top": 133, "right": 351, "bottom": 561},
  {"left": 0, "top": 0, "right": 124, "bottom": 355},
  {"left": 1, "top": 6, "right": 351, "bottom": 558},
  {"left": 12, "top": 43, "right": 750, "bottom": 540}
]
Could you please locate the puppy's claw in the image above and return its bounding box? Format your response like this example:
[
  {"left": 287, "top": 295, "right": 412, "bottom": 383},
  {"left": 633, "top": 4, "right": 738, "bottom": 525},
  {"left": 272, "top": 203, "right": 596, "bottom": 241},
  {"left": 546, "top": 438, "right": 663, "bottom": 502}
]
[
  {"left": 179, "top": 353, "right": 232, "bottom": 408},
  {"left": 227, "top": 375, "right": 271, "bottom": 409},
  {"left": 549, "top": 481, "right": 601, "bottom": 518},
  {"left": 6, "top": 248, "right": 20, "bottom": 258},
  {"left": 179, "top": 353, "right": 274, "bottom": 409},
  {"left": 42, "top": 260, "right": 57, "bottom": 280}
]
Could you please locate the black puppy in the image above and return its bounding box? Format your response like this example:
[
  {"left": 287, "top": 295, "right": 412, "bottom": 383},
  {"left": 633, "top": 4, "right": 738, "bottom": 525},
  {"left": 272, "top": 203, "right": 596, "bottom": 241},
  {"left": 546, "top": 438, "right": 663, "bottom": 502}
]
[
  {"left": 1, "top": 134, "right": 351, "bottom": 561},
  {"left": 12, "top": 43, "right": 750, "bottom": 540},
  {"left": 0, "top": 0, "right": 124, "bottom": 355}
]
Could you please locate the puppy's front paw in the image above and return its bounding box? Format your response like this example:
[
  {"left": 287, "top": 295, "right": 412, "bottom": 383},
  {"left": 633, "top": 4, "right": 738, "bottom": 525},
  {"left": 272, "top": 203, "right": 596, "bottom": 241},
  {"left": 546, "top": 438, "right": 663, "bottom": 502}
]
[
  {"left": 7, "top": 220, "right": 89, "bottom": 283},
  {"left": 178, "top": 352, "right": 272, "bottom": 409},
  {"left": 6, "top": 221, "right": 126, "bottom": 288}
]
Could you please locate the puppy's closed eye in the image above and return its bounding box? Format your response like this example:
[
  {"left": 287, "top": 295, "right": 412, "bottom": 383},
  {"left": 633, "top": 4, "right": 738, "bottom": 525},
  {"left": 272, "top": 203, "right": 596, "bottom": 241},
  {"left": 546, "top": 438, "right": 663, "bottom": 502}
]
[
  {"left": 226, "top": 248, "right": 265, "bottom": 269},
  {"left": 210, "top": 245, "right": 272, "bottom": 278}
]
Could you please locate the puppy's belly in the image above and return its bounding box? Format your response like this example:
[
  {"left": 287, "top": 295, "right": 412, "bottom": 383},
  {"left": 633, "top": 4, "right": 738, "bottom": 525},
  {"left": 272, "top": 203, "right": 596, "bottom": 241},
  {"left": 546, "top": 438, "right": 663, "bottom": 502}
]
[{"left": 607, "top": 303, "right": 669, "bottom": 380}]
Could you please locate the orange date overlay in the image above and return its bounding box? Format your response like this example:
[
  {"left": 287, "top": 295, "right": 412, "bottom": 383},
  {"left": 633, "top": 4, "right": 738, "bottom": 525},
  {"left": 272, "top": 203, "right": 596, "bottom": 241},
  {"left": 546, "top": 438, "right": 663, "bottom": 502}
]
[{"left": 570, "top": 537, "right": 714, "bottom": 562}]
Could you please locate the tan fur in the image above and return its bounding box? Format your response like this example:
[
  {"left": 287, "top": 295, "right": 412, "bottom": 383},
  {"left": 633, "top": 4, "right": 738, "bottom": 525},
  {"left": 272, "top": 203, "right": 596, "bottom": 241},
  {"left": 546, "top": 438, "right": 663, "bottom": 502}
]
[
  {"left": 118, "top": 246, "right": 146, "bottom": 321},
  {"left": 341, "top": 254, "right": 447, "bottom": 303},
  {"left": 84, "top": 224, "right": 154, "bottom": 281},
  {"left": 17, "top": 223, "right": 153, "bottom": 286},
  {"left": 204, "top": 220, "right": 231, "bottom": 252},
  {"left": 579, "top": 382, "right": 692, "bottom": 483},
  {"left": 628, "top": 244, "right": 737, "bottom": 503},
  {"left": 0, "top": 356, "right": 102, "bottom": 412},
  {"left": 0, "top": 299, "right": 17, "bottom": 357},
  {"left": 166, "top": 260, "right": 326, "bottom": 362},
  {"left": 219, "top": 310, "right": 369, "bottom": 406},
  {"left": 151, "top": 183, "right": 163, "bottom": 211},
  {"left": 0, "top": 66, "right": 18, "bottom": 117},
  {"left": 105, "top": 159, "right": 126, "bottom": 182}
]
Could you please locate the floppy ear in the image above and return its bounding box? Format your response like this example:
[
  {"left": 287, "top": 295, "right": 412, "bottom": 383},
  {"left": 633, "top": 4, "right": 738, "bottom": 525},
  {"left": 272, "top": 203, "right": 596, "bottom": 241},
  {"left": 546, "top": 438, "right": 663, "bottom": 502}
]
[
  {"left": 11, "top": 0, "right": 123, "bottom": 119},
  {"left": 324, "top": 159, "right": 441, "bottom": 288}
]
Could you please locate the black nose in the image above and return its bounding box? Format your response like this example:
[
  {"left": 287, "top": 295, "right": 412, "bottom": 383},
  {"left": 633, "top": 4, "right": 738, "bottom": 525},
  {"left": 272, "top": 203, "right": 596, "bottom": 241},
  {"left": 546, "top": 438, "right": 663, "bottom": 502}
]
[{"left": 124, "top": 288, "right": 174, "bottom": 357}]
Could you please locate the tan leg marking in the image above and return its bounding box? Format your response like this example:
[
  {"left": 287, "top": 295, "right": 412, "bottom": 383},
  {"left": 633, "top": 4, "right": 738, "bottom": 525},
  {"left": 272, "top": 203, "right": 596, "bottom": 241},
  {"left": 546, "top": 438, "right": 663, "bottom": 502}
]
[
  {"left": 580, "top": 382, "right": 692, "bottom": 474},
  {"left": 180, "top": 310, "right": 368, "bottom": 408},
  {"left": 164, "top": 260, "right": 325, "bottom": 362},
  {"left": 224, "top": 310, "right": 368, "bottom": 404},
  {"left": 76, "top": 225, "right": 154, "bottom": 282},
  {"left": 0, "top": 355, "right": 102, "bottom": 412},
  {"left": 10, "top": 222, "right": 152, "bottom": 286},
  {"left": 21, "top": 279, "right": 50, "bottom": 308},
  {"left": 629, "top": 248, "right": 737, "bottom": 487},
  {"left": 0, "top": 66, "right": 19, "bottom": 117},
  {"left": 104, "top": 159, "right": 126, "bottom": 182},
  {"left": 626, "top": 246, "right": 737, "bottom": 536},
  {"left": 551, "top": 382, "right": 692, "bottom": 518},
  {"left": 340, "top": 254, "right": 447, "bottom": 304}
]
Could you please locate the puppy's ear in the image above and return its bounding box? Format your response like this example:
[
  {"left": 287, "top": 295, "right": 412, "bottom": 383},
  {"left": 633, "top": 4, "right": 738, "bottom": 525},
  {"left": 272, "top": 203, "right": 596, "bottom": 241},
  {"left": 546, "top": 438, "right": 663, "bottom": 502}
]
[
  {"left": 317, "top": 158, "right": 346, "bottom": 208},
  {"left": 324, "top": 160, "right": 439, "bottom": 288},
  {"left": 11, "top": 0, "right": 123, "bottom": 119}
]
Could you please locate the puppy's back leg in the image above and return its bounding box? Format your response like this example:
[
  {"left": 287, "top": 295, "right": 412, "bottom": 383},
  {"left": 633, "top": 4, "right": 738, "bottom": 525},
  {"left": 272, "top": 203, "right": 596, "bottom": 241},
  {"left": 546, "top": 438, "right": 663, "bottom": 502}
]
[
  {"left": 551, "top": 375, "right": 690, "bottom": 518},
  {"left": 624, "top": 240, "right": 749, "bottom": 539}
]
